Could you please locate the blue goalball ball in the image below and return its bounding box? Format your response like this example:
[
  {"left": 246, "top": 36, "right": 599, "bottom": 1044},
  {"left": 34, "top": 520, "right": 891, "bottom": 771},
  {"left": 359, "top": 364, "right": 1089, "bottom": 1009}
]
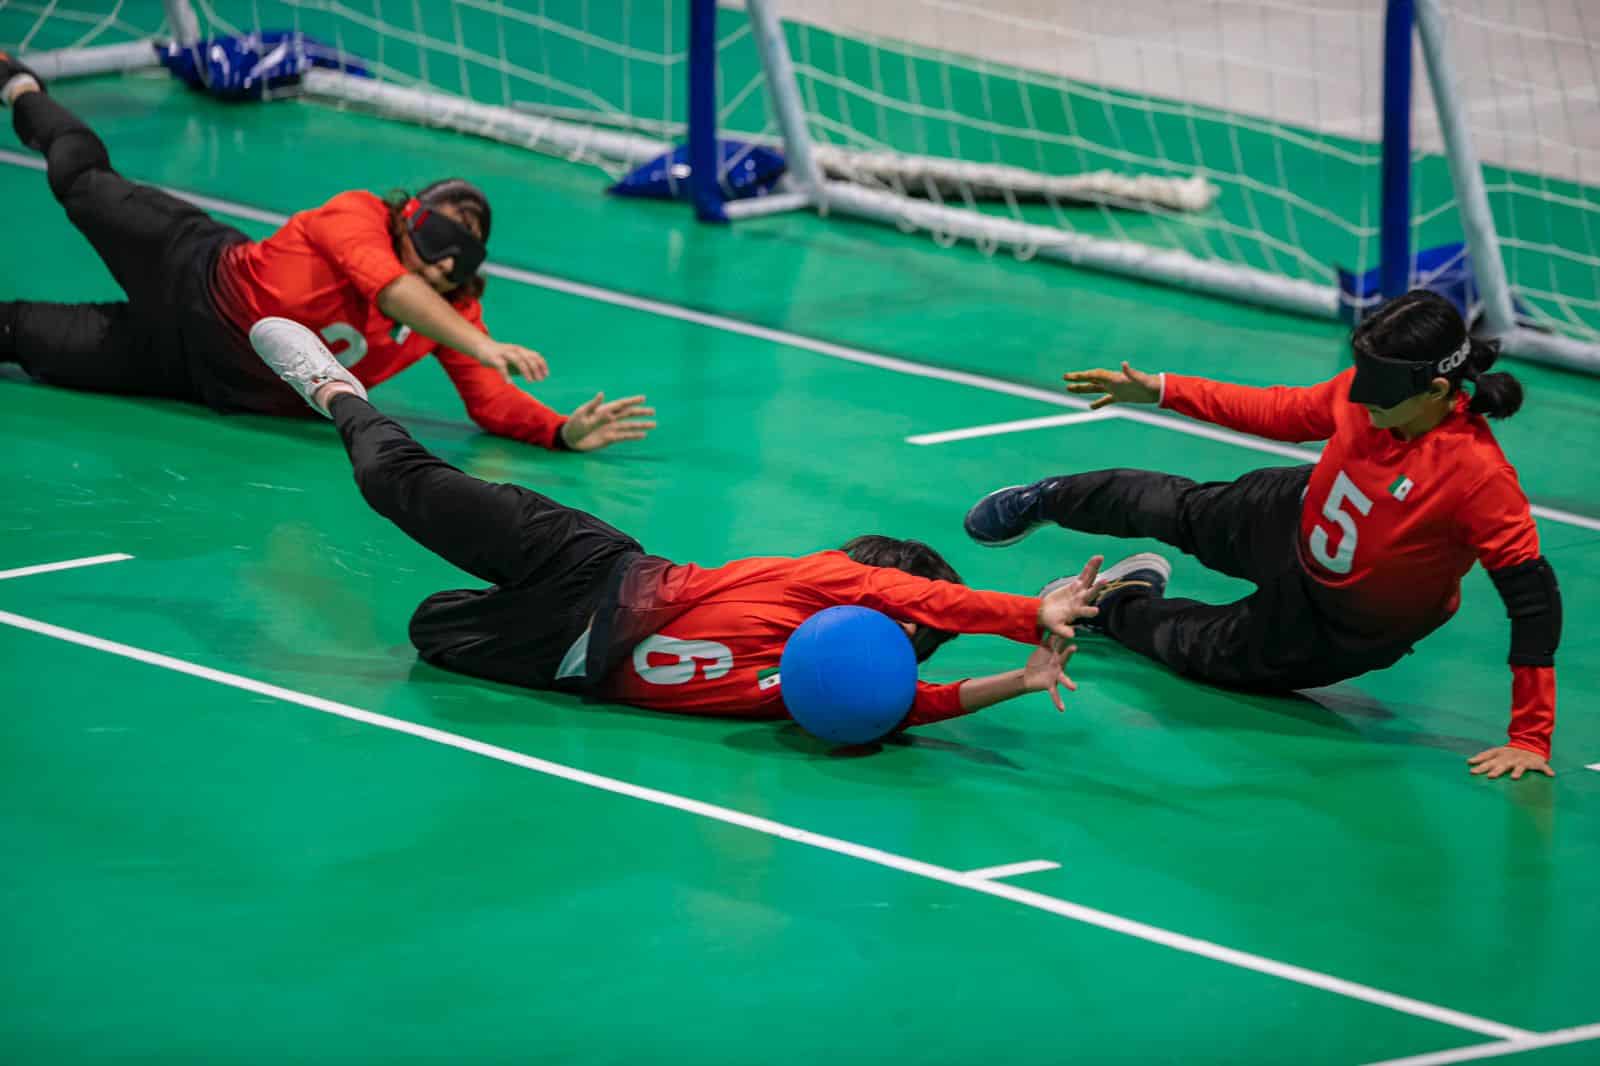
[{"left": 779, "top": 606, "right": 919, "bottom": 745}]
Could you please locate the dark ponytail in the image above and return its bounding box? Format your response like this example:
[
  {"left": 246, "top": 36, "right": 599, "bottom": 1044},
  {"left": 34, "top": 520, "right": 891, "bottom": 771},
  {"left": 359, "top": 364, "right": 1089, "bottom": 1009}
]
[
  {"left": 1355, "top": 289, "right": 1525, "bottom": 421},
  {"left": 1461, "top": 336, "right": 1523, "bottom": 419}
]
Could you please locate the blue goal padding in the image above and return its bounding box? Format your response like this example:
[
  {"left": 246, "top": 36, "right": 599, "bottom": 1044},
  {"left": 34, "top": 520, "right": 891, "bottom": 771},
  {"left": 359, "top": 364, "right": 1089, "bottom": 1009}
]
[
  {"left": 609, "top": 140, "right": 787, "bottom": 203},
  {"left": 1339, "top": 242, "right": 1477, "bottom": 325},
  {"left": 1338, "top": 241, "right": 1538, "bottom": 331},
  {"left": 157, "top": 32, "right": 369, "bottom": 100}
]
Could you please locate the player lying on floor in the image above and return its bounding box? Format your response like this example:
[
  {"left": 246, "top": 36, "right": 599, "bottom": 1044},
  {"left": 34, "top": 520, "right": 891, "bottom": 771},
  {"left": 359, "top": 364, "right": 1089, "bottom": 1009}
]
[
  {"left": 965, "top": 289, "right": 1562, "bottom": 779},
  {"left": 0, "top": 55, "right": 652, "bottom": 453},
  {"left": 251, "top": 316, "right": 1105, "bottom": 726}
]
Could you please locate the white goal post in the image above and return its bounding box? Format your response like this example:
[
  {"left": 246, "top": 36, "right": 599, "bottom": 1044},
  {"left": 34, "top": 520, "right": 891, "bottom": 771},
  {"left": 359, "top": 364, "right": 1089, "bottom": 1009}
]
[{"left": 9, "top": 0, "right": 1598, "bottom": 372}]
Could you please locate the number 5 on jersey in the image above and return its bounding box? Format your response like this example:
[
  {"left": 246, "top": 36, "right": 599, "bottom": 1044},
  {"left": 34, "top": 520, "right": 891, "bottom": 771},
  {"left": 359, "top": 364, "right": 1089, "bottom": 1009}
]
[{"left": 1308, "top": 470, "right": 1373, "bottom": 575}]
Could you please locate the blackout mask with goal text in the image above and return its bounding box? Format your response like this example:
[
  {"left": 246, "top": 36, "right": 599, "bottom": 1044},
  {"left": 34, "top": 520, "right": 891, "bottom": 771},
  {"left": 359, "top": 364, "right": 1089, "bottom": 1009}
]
[
  {"left": 402, "top": 200, "right": 487, "bottom": 286},
  {"left": 1347, "top": 338, "right": 1470, "bottom": 409}
]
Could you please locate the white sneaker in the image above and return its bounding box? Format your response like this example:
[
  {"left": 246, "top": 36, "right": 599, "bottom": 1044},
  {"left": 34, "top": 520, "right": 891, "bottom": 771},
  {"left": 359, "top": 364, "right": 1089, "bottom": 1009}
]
[{"left": 248, "top": 316, "right": 368, "bottom": 418}]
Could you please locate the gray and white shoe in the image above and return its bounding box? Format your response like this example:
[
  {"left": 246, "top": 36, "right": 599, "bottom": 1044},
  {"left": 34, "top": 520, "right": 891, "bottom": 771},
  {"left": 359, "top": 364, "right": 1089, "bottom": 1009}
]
[
  {"left": 248, "top": 316, "right": 368, "bottom": 418},
  {"left": 1041, "top": 551, "right": 1172, "bottom": 634}
]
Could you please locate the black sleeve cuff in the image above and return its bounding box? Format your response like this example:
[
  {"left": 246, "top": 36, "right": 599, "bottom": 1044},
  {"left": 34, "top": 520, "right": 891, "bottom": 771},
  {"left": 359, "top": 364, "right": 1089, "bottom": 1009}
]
[{"left": 1488, "top": 557, "right": 1562, "bottom": 668}]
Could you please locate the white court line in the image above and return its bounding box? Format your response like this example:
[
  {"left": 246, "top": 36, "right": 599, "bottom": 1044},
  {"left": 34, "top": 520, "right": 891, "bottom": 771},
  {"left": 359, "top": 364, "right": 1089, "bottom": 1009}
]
[
  {"left": 0, "top": 553, "right": 134, "bottom": 582},
  {"left": 0, "top": 606, "right": 1531, "bottom": 1042},
  {"left": 1363, "top": 1021, "right": 1600, "bottom": 1066},
  {"left": 2, "top": 150, "right": 1596, "bottom": 535},
  {"left": 0, "top": 150, "right": 288, "bottom": 224},
  {"left": 964, "top": 859, "right": 1061, "bottom": 880},
  {"left": 1586, "top": 763, "right": 1600, "bottom": 772},
  {"left": 909, "top": 409, "right": 1120, "bottom": 446}
]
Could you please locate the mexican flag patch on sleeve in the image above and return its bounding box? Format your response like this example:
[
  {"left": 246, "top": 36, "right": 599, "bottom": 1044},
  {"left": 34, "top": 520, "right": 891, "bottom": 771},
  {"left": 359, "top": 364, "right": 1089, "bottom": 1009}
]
[
  {"left": 1389, "top": 475, "right": 1415, "bottom": 501},
  {"left": 758, "top": 668, "right": 781, "bottom": 691}
]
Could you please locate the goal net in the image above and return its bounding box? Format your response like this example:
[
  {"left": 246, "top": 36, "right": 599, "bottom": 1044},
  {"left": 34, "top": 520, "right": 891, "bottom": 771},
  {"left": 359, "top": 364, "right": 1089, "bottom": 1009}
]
[{"left": 7, "top": 0, "right": 1597, "bottom": 368}]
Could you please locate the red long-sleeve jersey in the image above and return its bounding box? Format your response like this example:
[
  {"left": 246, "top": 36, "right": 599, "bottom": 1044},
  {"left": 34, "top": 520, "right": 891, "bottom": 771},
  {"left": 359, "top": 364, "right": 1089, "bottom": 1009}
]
[
  {"left": 1161, "top": 369, "right": 1555, "bottom": 757},
  {"left": 594, "top": 551, "right": 1043, "bottom": 727},
  {"left": 210, "top": 190, "right": 568, "bottom": 448}
]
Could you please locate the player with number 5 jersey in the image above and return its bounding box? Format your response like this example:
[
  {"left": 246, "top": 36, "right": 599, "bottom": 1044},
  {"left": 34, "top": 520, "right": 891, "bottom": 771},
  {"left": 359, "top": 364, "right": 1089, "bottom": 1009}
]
[{"left": 964, "top": 290, "right": 1562, "bottom": 779}]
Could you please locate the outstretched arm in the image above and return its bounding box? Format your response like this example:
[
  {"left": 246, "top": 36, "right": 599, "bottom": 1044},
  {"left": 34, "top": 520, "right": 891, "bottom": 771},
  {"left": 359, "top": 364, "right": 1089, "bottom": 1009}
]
[
  {"left": 960, "top": 643, "right": 1081, "bottom": 713},
  {"left": 378, "top": 273, "right": 549, "bottom": 383},
  {"left": 803, "top": 552, "right": 1102, "bottom": 645},
  {"left": 1065, "top": 361, "right": 1345, "bottom": 444},
  {"left": 432, "top": 305, "right": 656, "bottom": 452},
  {"left": 1461, "top": 469, "right": 1560, "bottom": 779},
  {"left": 295, "top": 192, "right": 547, "bottom": 384},
  {"left": 902, "top": 643, "right": 1081, "bottom": 727}
]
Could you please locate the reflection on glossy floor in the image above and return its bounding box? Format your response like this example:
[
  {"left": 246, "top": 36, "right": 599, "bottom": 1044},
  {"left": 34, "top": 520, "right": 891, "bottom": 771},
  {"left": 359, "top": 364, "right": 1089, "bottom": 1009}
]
[{"left": 2, "top": 76, "right": 1598, "bottom": 1066}]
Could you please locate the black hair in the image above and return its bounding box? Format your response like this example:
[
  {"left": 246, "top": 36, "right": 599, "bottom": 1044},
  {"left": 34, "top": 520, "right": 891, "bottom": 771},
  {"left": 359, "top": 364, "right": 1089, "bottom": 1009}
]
[
  {"left": 383, "top": 178, "right": 493, "bottom": 302},
  {"left": 415, "top": 178, "right": 492, "bottom": 241},
  {"left": 1351, "top": 288, "right": 1523, "bottom": 419},
  {"left": 840, "top": 534, "right": 964, "bottom": 662}
]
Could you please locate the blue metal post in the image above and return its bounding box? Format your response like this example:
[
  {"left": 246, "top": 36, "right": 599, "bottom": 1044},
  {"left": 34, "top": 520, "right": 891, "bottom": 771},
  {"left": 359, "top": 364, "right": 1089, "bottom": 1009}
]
[
  {"left": 1379, "top": 0, "right": 1415, "bottom": 299},
  {"left": 687, "top": 0, "right": 726, "bottom": 222}
]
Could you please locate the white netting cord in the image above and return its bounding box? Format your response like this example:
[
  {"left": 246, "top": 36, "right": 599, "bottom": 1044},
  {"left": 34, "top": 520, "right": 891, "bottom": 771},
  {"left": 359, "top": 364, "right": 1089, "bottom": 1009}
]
[
  {"left": 179, "top": 0, "right": 688, "bottom": 176},
  {"left": 761, "top": 0, "right": 1388, "bottom": 286},
  {"left": 6, "top": 0, "right": 166, "bottom": 53},
  {"left": 16, "top": 0, "right": 1596, "bottom": 359},
  {"left": 811, "top": 147, "right": 1218, "bottom": 212},
  {"left": 1435, "top": 0, "right": 1599, "bottom": 342},
  {"left": 300, "top": 70, "right": 667, "bottom": 175},
  {"left": 764, "top": 0, "right": 1596, "bottom": 352}
]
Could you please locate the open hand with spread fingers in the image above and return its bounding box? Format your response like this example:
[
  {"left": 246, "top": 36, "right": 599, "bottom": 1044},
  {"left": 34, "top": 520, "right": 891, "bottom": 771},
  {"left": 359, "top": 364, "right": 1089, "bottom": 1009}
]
[
  {"left": 1064, "top": 361, "right": 1162, "bottom": 409},
  {"left": 1467, "top": 745, "right": 1554, "bottom": 780},
  {"left": 560, "top": 392, "right": 657, "bottom": 452},
  {"left": 1022, "top": 642, "right": 1081, "bottom": 712},
  {"left": 1037, "top": 554, "right": 1104, "bottom": 644}
]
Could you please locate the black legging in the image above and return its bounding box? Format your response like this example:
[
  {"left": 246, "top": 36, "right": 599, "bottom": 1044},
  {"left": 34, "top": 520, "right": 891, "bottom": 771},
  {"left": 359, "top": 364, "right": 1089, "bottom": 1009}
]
[
  {"left": 3, "top": 92, "right": 297, "bottom": 413},
  {"left": 330, "top": 393, "right": 642, "bottom": 689},
  {"left": 1040, "top": 466, "right": 1418, "bottom": 690}
]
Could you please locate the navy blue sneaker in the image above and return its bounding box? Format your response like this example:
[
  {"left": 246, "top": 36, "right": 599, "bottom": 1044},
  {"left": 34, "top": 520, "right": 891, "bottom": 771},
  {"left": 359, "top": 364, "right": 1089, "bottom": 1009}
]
[
  {"left": 964, "top": 480, "right": 1057, "bottom": 547},
  {"left": 1041, "top": 552, "right": 1171, "bottom": 633}
]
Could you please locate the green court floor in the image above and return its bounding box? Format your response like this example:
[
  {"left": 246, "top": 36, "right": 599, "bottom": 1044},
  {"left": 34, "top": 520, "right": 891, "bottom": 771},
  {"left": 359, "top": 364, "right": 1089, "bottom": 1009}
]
[{"left": 2, "top": 75, "right": 1599, "bottom": 1065}]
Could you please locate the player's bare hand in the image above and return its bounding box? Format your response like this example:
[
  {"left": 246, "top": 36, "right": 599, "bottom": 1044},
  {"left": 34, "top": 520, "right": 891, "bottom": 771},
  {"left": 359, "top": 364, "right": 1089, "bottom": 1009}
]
[
  {"left": 1022, "top": 642, "right": 1080, "bottom": 711},
  {"left": 1064, "top": 361, "right": 1161, "bottom": 409},
  {"left": 1467, "top": 745, "right": 1554, "bottom": 780},
  {"left": 474, "top": 339, "right": 549, "bottom": 383},
  {"left": 1037, "top": 554, "right": 1104, "bottom": 643},
  {"left": 560, "top": 392, "right": 657, "bottom": 452}
]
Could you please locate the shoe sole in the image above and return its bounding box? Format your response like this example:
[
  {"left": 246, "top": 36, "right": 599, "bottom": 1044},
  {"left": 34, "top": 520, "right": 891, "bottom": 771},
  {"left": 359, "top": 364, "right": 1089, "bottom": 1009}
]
[
  {"left": 966, "top": 485, "right": 1042, "bottom": 548},
  {"left": 1044, "top": 551, "right": 1172, "bottom": 635},
  {"left": 1097, "top": 551, "right": 1173, "bottom": 586},
  {"left": 1042, "top": 551, "right": 1173, "bottom": 598}
]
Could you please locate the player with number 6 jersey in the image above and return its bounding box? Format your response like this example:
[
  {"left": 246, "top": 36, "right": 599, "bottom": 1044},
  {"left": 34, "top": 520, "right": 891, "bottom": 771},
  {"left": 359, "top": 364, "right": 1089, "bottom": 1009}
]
[
  {"left": 0, "top": 62, "right": 654, "bottom": 453},
  {"left": 248, "top": 317, "right": 1106, "bottom": 731},
  {"left": 964, "top": 290, "right": 1562, "bottom": 779}
]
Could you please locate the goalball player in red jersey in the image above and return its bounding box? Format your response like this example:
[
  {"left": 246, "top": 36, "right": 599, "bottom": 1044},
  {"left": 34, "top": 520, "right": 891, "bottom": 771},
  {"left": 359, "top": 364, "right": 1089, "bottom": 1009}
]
[
  {"left": 964, "top": 290, "right": 1563, "bottom": 779},
  {"left": 0, "top": 57, "right": 653, "bottom": 452},
  {"left": 249, "top": 316, "right": 1106, "bottom": 727}
]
